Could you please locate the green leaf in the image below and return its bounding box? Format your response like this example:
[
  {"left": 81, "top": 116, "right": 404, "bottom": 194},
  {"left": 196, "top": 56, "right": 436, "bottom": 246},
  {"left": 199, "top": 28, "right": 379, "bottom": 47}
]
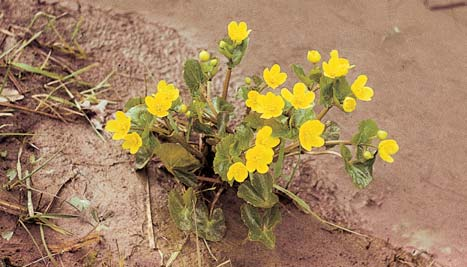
[
  {"left": 291, "top": 64, "right": 313, "bottom": 87},
  {"left": 69, "top": 196, "right": 91, "bottom": 212},
  {"left": 340, "top": 144, "right": 352, "bottom": 161},
  {"left": 155, "top": 143, "right": 200, "bottom": 172},
  {"left": 195, "top": 202, "right": 226, "bottom": 241},
  {"left": 351, "top": 119, "right": 379, "bottom": 145},
  {"left": 230, "top": 39, "right": 249, "bottom": 67},
  {"left": 231, "top": 124, "right": 254, "bottom": 156},
  {"left": 183, "top": 59, "right": 206, "bottom": 97},
  {"left": 125, "top": 104, "right": 152, "bottom": 129},
  {"left": 240, "top": 204, "right": 281, "bottom": 249},
  {"left": 333, "top": 77, "right": 352, "bottom": 103},
  {"left": 123, "top": 97, "right": 144, "bottom": 112},
  {"left": 213, "top": 97, "right": 234, "bottom": 136},
  {"left": 237, "top": 173, "right": 279, "bottom": 209},
  {"left": 343, "top": 156, "right": 376, "bottom": 189},
  {"left": 340, "top": 145, "right": 376, "bottom": 188},
  {"left": 322, "top": 121, "right": 340, "bottom": 148},
  {"left": 168, "top": 188, "right": 195, "bottom": 231},
  {"left": 292, "top": 107, "right": 315, "bottom": 128},
  {"left": 308, "top": 67, "right": 322, "bottom": 83},
  {"left": 172, "top": 168, "right": 198, "bottom": 187},
  {"left": 135, "top": 130, "right": 159, "bottom": 169},
  {"left": 193, "top": 119, "right": 213, "bottom": 134},
  {"left": 319, "top": 76, "right": 334, "bottom": 108},
  {"left": 155, "top": 143, "right": 200, "bottom": 184},
  {"left": 213, "top": 135, "right": 236, "bottom": 182}
]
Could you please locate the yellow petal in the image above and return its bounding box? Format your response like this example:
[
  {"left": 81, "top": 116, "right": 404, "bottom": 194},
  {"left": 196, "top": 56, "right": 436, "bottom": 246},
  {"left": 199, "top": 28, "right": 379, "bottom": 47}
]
[{"left": 280, "top": 88, "right": 293, "bottom": 103}]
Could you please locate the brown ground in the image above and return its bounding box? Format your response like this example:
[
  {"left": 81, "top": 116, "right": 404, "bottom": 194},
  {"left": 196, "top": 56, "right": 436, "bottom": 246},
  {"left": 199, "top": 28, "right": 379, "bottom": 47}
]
[{"left": 0, "top": 0, "right": 465, "bottom": 266}]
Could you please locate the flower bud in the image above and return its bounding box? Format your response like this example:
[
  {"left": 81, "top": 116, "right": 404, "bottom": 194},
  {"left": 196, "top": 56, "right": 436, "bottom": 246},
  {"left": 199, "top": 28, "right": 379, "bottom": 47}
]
[
  {"left": 244, "top": 77, "right": 252, "bottom": 85},
  {"left": 219, "top": 40, "right": 227, "bottom": 49},
  {"left": 377, "top": 130, "right": 388, "bottom": 140},
  {"left": 209, "top": 58, "right": 218, "bottom": 66},
  {"left": 185, "top": 111, "right": 191, "bottom": 118},
  {"left": 363, "top": 151, "right": 374, "bottom": 160},
  {"left": 179, "top": 104, "right": 188, "bottom": 113},
  {"left": 199, "top": 50, "right": 210, "bottom": 62},
  {"left": 307, "top": 50, "right": 321, "bottom": 64}
]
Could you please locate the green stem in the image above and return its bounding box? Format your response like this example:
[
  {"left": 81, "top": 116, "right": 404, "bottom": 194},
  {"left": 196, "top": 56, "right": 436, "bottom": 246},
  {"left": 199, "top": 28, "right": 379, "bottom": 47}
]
[{"left": 317, "top": 106, "right": 331, "bottom": 121}]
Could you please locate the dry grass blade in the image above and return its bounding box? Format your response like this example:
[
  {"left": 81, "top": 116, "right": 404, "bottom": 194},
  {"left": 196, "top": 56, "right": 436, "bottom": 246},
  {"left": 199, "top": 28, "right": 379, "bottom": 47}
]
[
  {"left": 18, "top": 220, "right": 46, "bottom": 266},
  {"left": 49, "top": 231, "right": 100, "bottom": 254},
  {"left": 39, "top": 224, "right": 59, "bottom": 267},
  {"left": 0, "top": 198, "right": 27, "bottom": 216}
]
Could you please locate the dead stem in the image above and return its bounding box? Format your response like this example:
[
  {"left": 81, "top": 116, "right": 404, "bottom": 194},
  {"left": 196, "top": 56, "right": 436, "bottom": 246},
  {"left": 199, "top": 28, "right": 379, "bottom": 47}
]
[
  {"left": 0, "top": 102, "right": 68, "bottom": 121},
  {"left": 209, "top": 187, "right": 224, "bottom": 216}
]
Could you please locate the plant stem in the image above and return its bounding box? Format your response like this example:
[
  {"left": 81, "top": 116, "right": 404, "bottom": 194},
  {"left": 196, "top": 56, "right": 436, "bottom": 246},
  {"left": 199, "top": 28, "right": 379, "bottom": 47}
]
[
  {"left": 221, "top": 67, "right": 232, "bottom": 99},
  {"left": 317, "top": 106, "right": 331, "bottom": 121},
  {"left": 325, "top": 139, "right": 352, "bottom": 146},
  {"left": 196, "top": 176, "right": 222, "bottom": 184}
]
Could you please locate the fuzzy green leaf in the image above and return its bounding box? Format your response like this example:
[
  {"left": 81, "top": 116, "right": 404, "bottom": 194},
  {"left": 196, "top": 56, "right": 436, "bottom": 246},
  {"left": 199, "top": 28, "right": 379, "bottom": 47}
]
[
  {"left": 240, "top": 204, "right": 281, "bottom": 249},
  {"left": 237, "top": 173, "right": 279, "bottom": 209},
  {"left": 291, "top": 64, "right": 313, "bottom": 87},
  {"left": 195, "top": 202, "right": 226, "bottom": 242},
  {"left": 351, "top": 119, "right": 379, "bottom": 145},
  {"left": 125, "top": 104, "right": 152, "bottom": 129},
  {"left": 213, "top": 135, "right": 236, "bottom": 182},
  {"left": 183, "top": 59, "right": 206, "bottom": 97},
  {"left": 322, "top": 121, "right": 340, "bottom": 148},
  {"left": 168, "top": 188, "right": 195, "bottom": 231},
  {"left": 231, "top": 124, "right": 254, "bottom": 156},
  {"left": 344, "top": 157, "right": 376, "bottom": 189},
  {"left": 123, "top": 97, "right": 144, "bottom": 112},
  {"left": 319, "top": 76, "right": 334, "bottom": 108},
  {"left": 135, "top": 130, "right": 159, "bottom": 169},
  {"left": 155, "top": 143, "right": 200, "bottom": 185}
]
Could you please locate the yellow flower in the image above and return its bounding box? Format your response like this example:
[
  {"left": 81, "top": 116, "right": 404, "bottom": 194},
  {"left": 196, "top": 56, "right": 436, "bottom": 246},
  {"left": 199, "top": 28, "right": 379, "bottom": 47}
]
[
  {"left": 145, "top": 94, "right": 172, "bottom": 117},
  {"left": 156, "top": 80, "right": 179, "bottom": 102},
  {"left": 322, "top": 50, "right": 350, "bottom": 79},
  {"left": 227, "top": 162, "right": 249, "bottom": 183},
  {"left": 378, "top": 139, "right": 399, "bottom": 163},
  {"left": 342, "top": 97, "right": 356, "bottom": 113},
  {"left": 245, "top": 90, "right": 261, "bottom": 112},
  {"left": 307, "top": 50, "right": 321, "bottom": 63},
  {"left": 299, "top": 120, "right": 325, "bottom": 151},
  {"left": 281, "top": 82, "right": 315, "bottom": 109},
  {"left": 351, "top": 75, "right": 374, "bottom": 101},
  {"left": 105, "top": 111, "right": 131, "bottom": 140},
  {"left": 255, "top": 126, "right": 280, "bottom": 148},
  {"left": 256, "top": 92, "right": 285, "bottom": 119},
  {"left": 122, "top": 132, "right": 143, "bottom": 155},
  {"left": 245, "top": 145, "right": 274, "bottom": 174},
  {"left": 228, "top": 21, "right": 251, "bottom": 44},
  {"left": 263, "top": 64, "right": 287, "bottom": 89}
]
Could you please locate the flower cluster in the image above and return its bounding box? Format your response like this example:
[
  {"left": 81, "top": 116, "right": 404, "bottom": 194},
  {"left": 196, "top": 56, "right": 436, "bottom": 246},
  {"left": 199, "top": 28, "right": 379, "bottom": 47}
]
[
  {"left": 145, "top": 80, "right": 180, "bottom": 117},
  {"left": 104, "top": 111, "right": 142, "bottom": 154},
  {"left": 227, "top": 126, "right": 279, "bottom": 183}
]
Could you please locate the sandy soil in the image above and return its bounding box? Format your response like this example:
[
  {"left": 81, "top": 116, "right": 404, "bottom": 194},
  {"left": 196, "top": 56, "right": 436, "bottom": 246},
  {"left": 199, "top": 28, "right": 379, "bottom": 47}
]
[
  {"left": 0, "top": 0, "right": 465, "bottom": 266},
  {"left": 76, "top": 0, "right": 467, "bottom": 266}
]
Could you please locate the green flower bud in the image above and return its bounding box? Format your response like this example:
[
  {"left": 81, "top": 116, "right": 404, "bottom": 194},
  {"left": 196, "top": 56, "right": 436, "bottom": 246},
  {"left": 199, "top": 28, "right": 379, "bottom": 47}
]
[
  {"left": 199, "top": 50, "right": 210, "bottom": 62},
  {"left": 219, "top": 40, "right": 227, "bottom": 49},
  {"left": 377, "top": 130, "right": 388, "bottom": 140},
  {"left": 363, "top": 151, "right": 373, "bottom": 160},
  {"left": 244, "top": 77, "right": 252, "bottom": 85},
  {"left": 179, "top": 104, "right": 188, "bottom": 113},
  {"left": 209, "top": 58, "right": 218, "bottom": 66}
]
